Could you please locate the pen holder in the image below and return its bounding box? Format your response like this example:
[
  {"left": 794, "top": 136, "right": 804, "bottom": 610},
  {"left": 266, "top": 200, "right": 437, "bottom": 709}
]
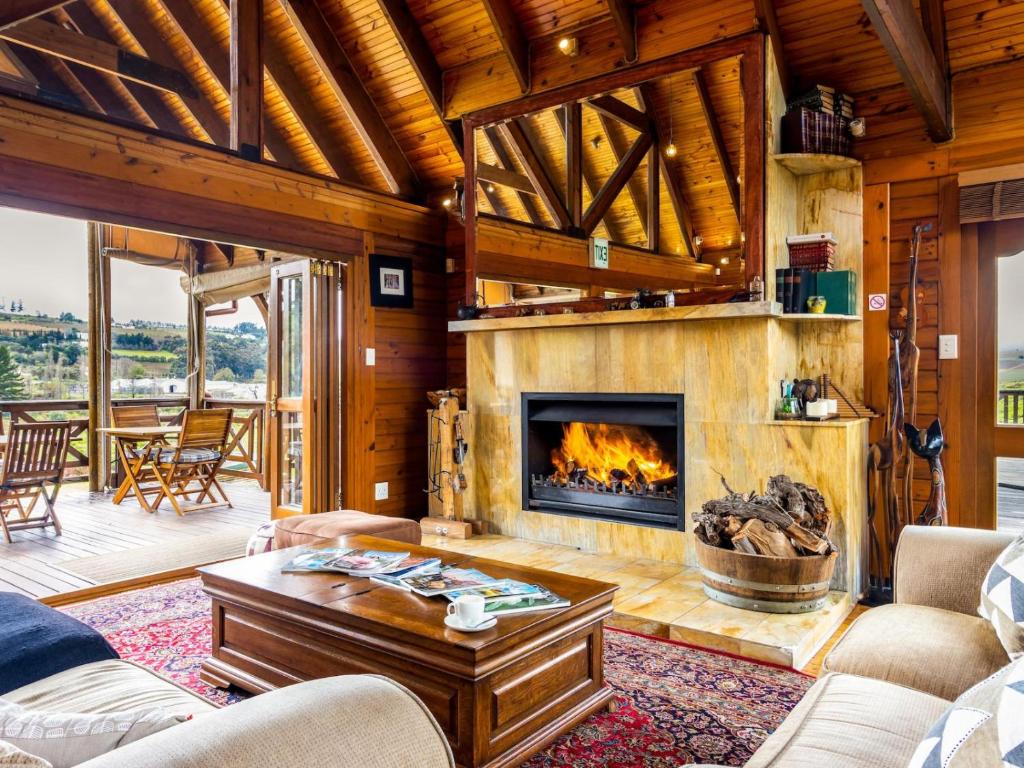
[{"left": 775, "top": 397, "right": 802, "bottom": 420}]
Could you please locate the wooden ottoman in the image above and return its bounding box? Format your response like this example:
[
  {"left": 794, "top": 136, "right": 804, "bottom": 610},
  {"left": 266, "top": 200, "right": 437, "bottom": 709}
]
[{"left": 273, "top": 510, "right": 422, "bottom": 549}]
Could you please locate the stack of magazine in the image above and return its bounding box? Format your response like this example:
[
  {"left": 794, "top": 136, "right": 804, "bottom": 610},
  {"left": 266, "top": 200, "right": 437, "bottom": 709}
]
[{"left": 281, "top": 549, "right": 569, "bottom": 616}]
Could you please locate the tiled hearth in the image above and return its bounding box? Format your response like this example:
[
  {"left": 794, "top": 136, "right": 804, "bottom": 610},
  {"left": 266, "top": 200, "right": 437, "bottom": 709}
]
[{"left": 422, "top": 532, "right": 852, "bottom": 670}]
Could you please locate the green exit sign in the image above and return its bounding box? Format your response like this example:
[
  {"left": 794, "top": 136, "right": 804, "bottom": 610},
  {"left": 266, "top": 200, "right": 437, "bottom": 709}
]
[{"left": 590, "top": 237, "right": 609, "bottom": 269}]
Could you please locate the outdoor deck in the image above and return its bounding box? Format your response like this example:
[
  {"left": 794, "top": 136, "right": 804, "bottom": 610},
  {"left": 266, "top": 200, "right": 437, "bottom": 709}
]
[
  {"left": 998, "top": 456, "right": 1024, "bottom": 534},
  {"left": 0, "top": 479, "right": 268, "bottom": 600}
]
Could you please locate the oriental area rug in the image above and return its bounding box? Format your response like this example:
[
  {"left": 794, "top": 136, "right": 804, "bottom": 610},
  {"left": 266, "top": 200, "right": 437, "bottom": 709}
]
[{"left": 61, "top": 579, "right": 812, "bottom": 767}]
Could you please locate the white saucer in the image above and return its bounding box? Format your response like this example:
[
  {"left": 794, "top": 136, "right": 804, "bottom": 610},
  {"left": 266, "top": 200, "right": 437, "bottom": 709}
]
[{"left": 445, "top": 614, "right": 496, "bottom": 632}]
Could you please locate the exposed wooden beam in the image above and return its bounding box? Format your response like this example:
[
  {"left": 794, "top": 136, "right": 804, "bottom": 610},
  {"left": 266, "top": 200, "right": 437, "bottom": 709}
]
[
  {"left": 476, "top": 161, "right": 536, "bottom": 194},
  {"left": 861, "top": 0, "right": 951, "bottom": 142},
  {"left": 62, "top": 3, "right": 182, "bottom": 134},
  {"left": 0, "top": 18, "right": 198, "bottom": 98},
  {"left": 586, "top": 94, "right": 647, "bottom": 131},
  {"left": 500, "top": 117, "right": 569, "bottom": 229},
  {"left": 374, "top": 0, "right": 462, "bottom": 152},
  {"left": 753, "top": 0, "right": 791, "bottom": 100},
  {"left": 636, "top": 82, "right": 695, "bottom": 257},
  {"left": 152, "top": 0, "right": 303, "bottom": 168},
  {"left": 740, "top": 34, "right": 766, "bottom": 283},
  {"left": 479, "top": 0, "right": 529, "bottom": 93},
  {"left": 606, "top": 0, "right": 637, "bottom": 64},
  {"left": 693, "top": 68, "right": 740, "bottom": 221},
  {"left": 647, "top": 143, "right": 659, "bottom": 252},
  {"left": 478, "top": 179, "right": 510, "bottom": 218},
  {"left": 564, "top": 103, "right": 582, "bottom": 231},
  {"left": 464, "top": 122, "right": 478, "bottom": 306},
  {"left": 280, "top": 0, "right": 418, "bottom": 196},
  {"left": 596, "top": 112, "right": 648, "bottom": 239},
  {"left": 582, "top": 132, "right": 651, "bottom": 235},
  {"left": 919, "top": 0, "right": 948, "bottom": 76},
  {"left": 3, "top": 41, "right": 83, "bottom": 109},
  {"left": 229, "top": 0, "right": 263, "bottom": 160},
  {"left": 0, "top": 1, "right": 73, "bottom": 31},
  {"left": 482, "top": 125, "right": 542, "bottom": 226}
]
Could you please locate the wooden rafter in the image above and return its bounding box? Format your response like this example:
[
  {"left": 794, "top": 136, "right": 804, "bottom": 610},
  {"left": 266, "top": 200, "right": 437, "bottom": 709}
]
[
  {"left": 230, "top": 0, "right": 263, "bottom": 159},
  {"left": 582, "top": 132, "right": 651, "bottom": 235},
  {"left": 152, "top": 0, "right": 303, "bottom": 168},
  {"left": 3, "top": 42, "right": 82, "bottom": 109},
  {"left": 596, "top": 112, "right": 648, "bottom": 240},
  {"left": 280, "top": 0, "right": 418, "bottom": 196},
  {"left": 0, "top": 1, "right": 72, "bottom": 31},
  {"left": 647, "top": 142, "right": 659, "bottom": 253},
  {"left": 375, "top": 0, "right": 462, "bottom": 152},
  {"left": 476, "top": 162, "right": 535, "bottom": 194},
  {"left": 0, "top": 18, "right": 198, "bottom": 98},
  {"left": 483, "top": 125, "right": 542, "bottom": 226},
  {"left": 478, "top": 179, "right": 510, "bottom": 218},
  {"left": 753, "top": 0, "right": 790, "bottom": 100},
  {"left": 606, "top": 0, "right": 637, "bottom": 63},
  {"left": 861, "top": 0, "right": 951, "bottom": 142},
  {"left": 919, "top": 0, "right": 948, "bottom": 75},
  {"left": 500, "top": 117, "right": 569, "bottom": 229},
  {"left": 551, "top": 106, "right": 622, "bottom": 242},
  {"left": 564, "top": 102, "right": 582, "bottom": 231},
  {"left": 480, "top": 0, "right": 529, "bottom": 93},
  {"left": 586, "top": 94, "right": 647, "bottom": 131},
  {"left": 61, "top": 4, "right": 182, "bottom": 134},
  {"left": 45, "top": 52, "right": 134, "bottom": 121},
  {"left": 693, "top": 68, "right": 740, "bottom": 221},
  {"left": 636, "top": 83, "right": 696, "bottom": 257}
]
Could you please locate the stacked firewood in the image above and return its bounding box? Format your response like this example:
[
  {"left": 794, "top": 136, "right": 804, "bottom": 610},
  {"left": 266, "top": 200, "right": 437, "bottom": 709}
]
[{"left": 694, "top": 475, "right": 836, "bottom": 558}]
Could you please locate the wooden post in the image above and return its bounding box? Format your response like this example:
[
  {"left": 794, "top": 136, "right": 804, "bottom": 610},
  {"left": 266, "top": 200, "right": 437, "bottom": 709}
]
[
  {"left": 230, "top": 0, "right": 263, "bottom": 160},
  {"left": 86, "top": 222, "right": 111, "bottom": 492},
  {"left": 185, "top": 244, "right": 206, "bottom": 409},
  {"left": 343, "top": 234, "right": 377, "bottom": 512},
  {"left": 740, "top": 34, "right": 766, "bottom": 288},
  {"left": 464, "top": 124, "right": 478, "bottom": 308},
  {"left": 565, "top": 102, "right": 582, "bottom": 233}
]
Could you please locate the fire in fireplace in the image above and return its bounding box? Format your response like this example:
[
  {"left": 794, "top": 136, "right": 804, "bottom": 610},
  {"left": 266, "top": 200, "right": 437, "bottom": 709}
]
[{"left": 522, "top": 393, "right": 684, "bottom": 530}]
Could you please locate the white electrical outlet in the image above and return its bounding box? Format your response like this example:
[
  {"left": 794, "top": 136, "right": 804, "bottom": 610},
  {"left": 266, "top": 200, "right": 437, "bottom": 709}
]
[
  {"left": 374, "top": 482, "right": 389, "bottom": 501},
  {"left": 938, "top": 334, "right": 959, "bottom": 360},
  {"left": 365, "top": 347, "right": 376, "bottom": 366}
]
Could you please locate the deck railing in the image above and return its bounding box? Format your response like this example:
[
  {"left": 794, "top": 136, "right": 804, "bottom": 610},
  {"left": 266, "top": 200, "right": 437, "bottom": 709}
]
[
  {"left": 999, "top": 389, "right": 1024, "bottom": 425},
  {"left": 0, "top": 396, "right": 266, "bottom": 488}
]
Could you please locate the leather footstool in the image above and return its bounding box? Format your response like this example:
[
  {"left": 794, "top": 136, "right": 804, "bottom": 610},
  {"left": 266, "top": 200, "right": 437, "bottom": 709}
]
[{"left": 273, "top": 509, "right": 422, "bottom": 549}]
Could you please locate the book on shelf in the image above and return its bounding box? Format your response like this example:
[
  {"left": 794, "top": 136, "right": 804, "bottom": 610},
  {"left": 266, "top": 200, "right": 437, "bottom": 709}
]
[
  {"left": 280, "top": 547, "right": 418, "bottom": 576},
  {"left": 402, "top": 567, "right": 498, "bottom": 597},
  {"left": 483, "top": 591, "right": 571, "bottom": 616},
  {"left": 444, "top": 579, "right": 547, "bottom": 602}
]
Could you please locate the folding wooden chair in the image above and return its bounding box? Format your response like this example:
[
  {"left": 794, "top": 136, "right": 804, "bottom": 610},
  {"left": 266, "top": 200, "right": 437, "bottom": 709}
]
[
  {"left": 0, "top": 421, "right": 71, "bottom": 544},
  {"left": 110, "top": 404, "right": 164, "bottom": 508},
  {"left": 151, "top": 408, "right": 234, "bottom": 515}
]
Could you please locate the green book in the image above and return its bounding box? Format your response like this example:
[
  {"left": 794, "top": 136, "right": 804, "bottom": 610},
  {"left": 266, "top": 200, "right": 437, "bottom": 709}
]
[{"left": 815, "top": 270, "right": 857, "bottom": 315}]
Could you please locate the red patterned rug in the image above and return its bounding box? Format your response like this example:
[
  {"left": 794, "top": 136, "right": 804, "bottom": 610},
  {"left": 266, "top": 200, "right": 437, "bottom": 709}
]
[{"left": 61, "top": 579, "right": 812, "bottom": 767}]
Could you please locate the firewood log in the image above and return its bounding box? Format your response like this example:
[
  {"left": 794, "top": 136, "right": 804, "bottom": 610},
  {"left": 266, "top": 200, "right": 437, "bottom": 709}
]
[{"left": 732, "top": 519, "right": 799, "bottom": 558}]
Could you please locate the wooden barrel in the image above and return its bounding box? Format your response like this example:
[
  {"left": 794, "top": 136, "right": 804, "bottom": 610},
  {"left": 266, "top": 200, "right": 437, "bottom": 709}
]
[{"left": 694, "top": 538, "right": 837, "bottom": 613}]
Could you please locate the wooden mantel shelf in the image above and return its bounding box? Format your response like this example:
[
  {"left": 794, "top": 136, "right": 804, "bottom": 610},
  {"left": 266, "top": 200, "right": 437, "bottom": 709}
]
[{"left": 448, "top": 301, "right": 861, "bottom": 333}]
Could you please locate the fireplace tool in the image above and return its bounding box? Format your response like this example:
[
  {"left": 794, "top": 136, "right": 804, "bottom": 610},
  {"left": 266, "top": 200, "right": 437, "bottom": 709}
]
[{"left": 423, "top": 389, "right": 475, "bottom": 538}]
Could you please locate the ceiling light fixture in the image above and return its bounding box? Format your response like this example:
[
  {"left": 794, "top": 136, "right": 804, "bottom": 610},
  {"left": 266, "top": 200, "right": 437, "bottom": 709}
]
[
  {"left": 486, "top": 183, "right": 496, "bottom": 193},
  {"left": 441, "top": 197, "right": 453, "bottom": 209},
  {"left": 664, "top": 75, "right": 677, "bottom": 158},
  {"left": 558, "top": 36, "right": 579, "bottom": 56}
]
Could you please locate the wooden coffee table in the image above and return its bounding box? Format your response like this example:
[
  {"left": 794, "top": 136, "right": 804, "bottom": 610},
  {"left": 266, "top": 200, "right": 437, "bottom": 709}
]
[{"left": 198, "top": 535, "right": 618, "bottom": 768}]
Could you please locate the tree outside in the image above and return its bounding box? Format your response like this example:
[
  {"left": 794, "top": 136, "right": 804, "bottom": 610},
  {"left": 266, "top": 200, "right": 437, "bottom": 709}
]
[
  {"left": 0, "top": 345, "right": 27, "bottom": 399},
  {"left": 213, "top": 367, "right": 236, "bottom": 382}
]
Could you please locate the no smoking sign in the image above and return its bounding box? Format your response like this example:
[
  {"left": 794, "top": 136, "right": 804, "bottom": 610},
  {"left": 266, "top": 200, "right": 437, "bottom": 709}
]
[{"left": 868, "top": 293, "right": 888, "bottom": 311}]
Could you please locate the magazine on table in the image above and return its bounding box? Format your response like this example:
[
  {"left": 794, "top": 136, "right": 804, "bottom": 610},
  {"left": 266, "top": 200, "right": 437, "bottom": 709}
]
[
  {"left": 482, "top": 591, "right": 571, "bottom": 616},
  {"left": 402, "top": 567, "right": 498, "bottom": 597},
  {"left": 444, "top": 579, "right": 546, "bottom": 602},
  {"left": 280, "top": 548, "right": 416, "bottom": 576},
  {"left": 370, "top": 558, "right": 443, "bottom": 590}
]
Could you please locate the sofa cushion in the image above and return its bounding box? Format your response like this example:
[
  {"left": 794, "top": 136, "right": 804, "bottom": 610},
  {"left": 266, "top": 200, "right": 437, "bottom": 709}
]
[
  {"left": 822, "top": 603, "right": 1009, "bottom": 701},
  {"left": 979, "top": 534, "right": 1024, "bottom": 659},
  {"left": 3, "top": 661, "right": 214, "bottom": 719},
  {"left": 273, "top": 510, "right": 422, "bottom": 549},
  {"left": 907, "top": 656, "right": 1024, "bottom": 768},
  {"left": 0, "top": 700, "right": 184, "bottom": 768},
  {"left": 0, "top": 738, "right": 51, "bottom": 767},
  {"left": 0, "top": 594, "right": 118, "bottom": 696},
  {"left": 745, "top": 673, "right": 949, "bottom": 768}
]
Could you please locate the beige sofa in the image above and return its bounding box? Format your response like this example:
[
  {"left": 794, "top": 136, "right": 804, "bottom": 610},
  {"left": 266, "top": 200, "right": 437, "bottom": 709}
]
[
  {"left": 689, "top": 525, "right": 1016, "bottom": 768},
  {"left": 4, "top": 659, "right": 454, "bottom": 768}
]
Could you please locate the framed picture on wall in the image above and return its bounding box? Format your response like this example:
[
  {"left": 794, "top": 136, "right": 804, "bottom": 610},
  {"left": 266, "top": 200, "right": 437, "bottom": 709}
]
[{"left": 369, "top": 254, "right": 414, "bottom": 308}]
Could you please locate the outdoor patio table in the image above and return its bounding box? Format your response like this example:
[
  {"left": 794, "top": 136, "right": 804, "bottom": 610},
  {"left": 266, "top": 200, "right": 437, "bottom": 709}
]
[{"left": 98, "top": 425, "right": 182, "bottom": 513}]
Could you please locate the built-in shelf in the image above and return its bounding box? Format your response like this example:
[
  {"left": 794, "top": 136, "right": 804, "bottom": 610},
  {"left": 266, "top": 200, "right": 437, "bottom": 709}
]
[
  {"left": 768, "top": 418, "right": 869, "bottom": 428},
  {"left": 772, "top": 153, "right": 862, "bottom": 176},
  {"left": 779, "top": 313, "right": 862, "bottom": 322}
]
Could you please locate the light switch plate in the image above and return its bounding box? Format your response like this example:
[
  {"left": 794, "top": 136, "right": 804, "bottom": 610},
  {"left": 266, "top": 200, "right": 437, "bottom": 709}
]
[
  {"left": 374, "top": 482, "right": 389, "bottom": 501},
  {"left": 938, "top": 334, "right": 959, "bottom": 360},
  {"left": 365, "top": 347, "right": 376, "bottom": 366}
]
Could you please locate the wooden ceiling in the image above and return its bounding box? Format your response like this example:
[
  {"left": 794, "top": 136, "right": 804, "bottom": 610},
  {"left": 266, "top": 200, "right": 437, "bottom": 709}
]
[{"left": 0, "top": 0, "right": 1022, "bottom": 255}]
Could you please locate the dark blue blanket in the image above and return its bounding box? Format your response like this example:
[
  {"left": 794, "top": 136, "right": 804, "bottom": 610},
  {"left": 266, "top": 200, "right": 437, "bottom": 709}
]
[{"left": 0, "top": 592, "right": 118, "bottom": 695}]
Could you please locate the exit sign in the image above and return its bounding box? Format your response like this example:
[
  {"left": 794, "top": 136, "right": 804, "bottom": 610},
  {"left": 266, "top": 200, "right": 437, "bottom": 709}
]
[{"left": 590, "top": 237, "right": 609, "bottom": 269}]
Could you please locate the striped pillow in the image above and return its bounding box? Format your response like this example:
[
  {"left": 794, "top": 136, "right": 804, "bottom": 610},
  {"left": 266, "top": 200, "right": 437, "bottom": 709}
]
[{"left": 979, "top": 536, "right": 1024, "bottom": 659}]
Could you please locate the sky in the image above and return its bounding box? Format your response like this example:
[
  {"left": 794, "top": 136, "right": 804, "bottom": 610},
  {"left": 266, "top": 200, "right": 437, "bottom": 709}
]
[{"left": 0, "top": 207, "right": 263, "bottom": 328}]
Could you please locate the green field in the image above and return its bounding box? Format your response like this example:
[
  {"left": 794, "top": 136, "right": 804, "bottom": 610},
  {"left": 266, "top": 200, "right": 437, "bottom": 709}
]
[{"left": 111, "top": 349, "right": 176, "bottom": 361}]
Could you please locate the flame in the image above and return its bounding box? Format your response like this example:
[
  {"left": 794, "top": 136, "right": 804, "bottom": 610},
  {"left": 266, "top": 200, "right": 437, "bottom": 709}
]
[{"left": 549, "top": 422, "right": 675, "bottom": 489}]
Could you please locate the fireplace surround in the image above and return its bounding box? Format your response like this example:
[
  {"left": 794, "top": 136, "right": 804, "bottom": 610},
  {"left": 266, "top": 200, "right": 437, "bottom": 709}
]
[{"left": 521, "top": 393, "right": 685, "bottom": 530}]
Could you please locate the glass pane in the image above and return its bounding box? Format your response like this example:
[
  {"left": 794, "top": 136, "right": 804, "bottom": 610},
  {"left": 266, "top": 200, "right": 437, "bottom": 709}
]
[
  {"left": 279, "top": 275, "right": 303, "bottom": 398},
  {"left": 998, "top": 457, "right": 1024, "bottom": 534},
  {"left": 998, "top": 250, "right": 1024, "bottom": 425},
  {"left": 279, "top": 411, "right": 304, "bottom": 509}
]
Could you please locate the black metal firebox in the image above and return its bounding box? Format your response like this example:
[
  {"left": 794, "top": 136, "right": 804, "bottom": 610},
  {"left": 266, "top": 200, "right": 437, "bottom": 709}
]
[{"left": 521, "top": 393, "right": 685, "bottom": 530}]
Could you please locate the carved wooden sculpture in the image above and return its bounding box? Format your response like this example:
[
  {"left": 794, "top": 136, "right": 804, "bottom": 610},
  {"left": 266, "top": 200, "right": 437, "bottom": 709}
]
[
  {"left": 905, "top": 419, "right": 947, "bottom": 526},
  {"left": 899, "top": 223, "right": 929, "bottom": 525}
]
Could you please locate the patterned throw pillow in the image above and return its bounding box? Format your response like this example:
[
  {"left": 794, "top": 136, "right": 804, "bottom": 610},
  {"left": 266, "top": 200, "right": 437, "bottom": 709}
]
[
  {"left": 246, "top": 521, "right": 277, "bottom": 556},
  {"left": 0, "top": 700, "right": 186, "bottom": 768},
  {"left": 906, "top": 656, "right": 1024, "bottom": 768},
  {"left": 980, "top": 536, "right": 1024, "bottom": 659},
  {"left": 0, "top": 739, "right": 51, "bottom": 768}
]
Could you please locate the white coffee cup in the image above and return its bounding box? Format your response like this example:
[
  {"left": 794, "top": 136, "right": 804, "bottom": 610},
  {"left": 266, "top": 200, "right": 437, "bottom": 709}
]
[{"left": 447, "top": 594, "right": 486, "bottom": 627}]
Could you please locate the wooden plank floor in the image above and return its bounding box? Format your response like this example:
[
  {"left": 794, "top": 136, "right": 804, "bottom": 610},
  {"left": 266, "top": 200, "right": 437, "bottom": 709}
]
[
  {"left": 0, "top": 479, "right": 269, "bottom": 599},
  {"left": 998, "top": 457, "right": 1024, "bottom": 534}
]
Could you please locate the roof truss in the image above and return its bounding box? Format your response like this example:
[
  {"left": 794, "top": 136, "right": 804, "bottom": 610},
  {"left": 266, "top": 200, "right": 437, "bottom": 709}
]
[{"left": 0, "top": 1, "right": 72, "bottom": 31}]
